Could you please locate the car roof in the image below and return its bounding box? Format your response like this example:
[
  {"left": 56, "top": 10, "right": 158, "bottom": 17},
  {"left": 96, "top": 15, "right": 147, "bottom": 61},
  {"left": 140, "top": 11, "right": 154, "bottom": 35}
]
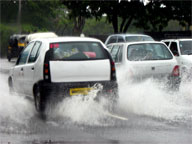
[
  {"left": 177, "top": 38, "right": 192, "bottom": 41},
  {"left": 162, "top": 38, "right": 192, "bottom": 41},
  {"left": 161, "top": 39, "right": 174, "bottom": 41},
  {"left": 10, "top": 34, "right": 27, "bottom": 39},
  {"left": 107, "top": 33, "right": 152, "bottom": 37},
  {"left": 110, "top": 41, "right": 164, "bottom": 46},
  {"left": 33, "top": 36, "right": 102, "bottom": 43},
  {"left": 26, "top": 32, "right": 58, "bottom": 42}
]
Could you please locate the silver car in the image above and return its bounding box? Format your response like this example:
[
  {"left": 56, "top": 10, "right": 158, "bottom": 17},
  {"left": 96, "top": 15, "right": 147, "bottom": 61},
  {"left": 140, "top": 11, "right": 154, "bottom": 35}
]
[{"left": 105, "top": 33, "right": 154, "bottom": 47}]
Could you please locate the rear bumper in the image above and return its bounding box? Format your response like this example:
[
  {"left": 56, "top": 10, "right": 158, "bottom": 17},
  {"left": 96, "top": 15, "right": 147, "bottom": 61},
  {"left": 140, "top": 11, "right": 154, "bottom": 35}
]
[
  {"left": 130, "top": 75, "right": 181, "bottom": 88},
  {"left": 38, "top": 80, "right": 118, "bottom": 100}
]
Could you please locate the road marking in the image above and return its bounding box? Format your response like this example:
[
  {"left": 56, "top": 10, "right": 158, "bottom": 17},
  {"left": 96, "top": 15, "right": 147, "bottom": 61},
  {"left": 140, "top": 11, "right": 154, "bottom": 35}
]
[{"left": 104, "top": 112, "right": 128, "bottom": 121}]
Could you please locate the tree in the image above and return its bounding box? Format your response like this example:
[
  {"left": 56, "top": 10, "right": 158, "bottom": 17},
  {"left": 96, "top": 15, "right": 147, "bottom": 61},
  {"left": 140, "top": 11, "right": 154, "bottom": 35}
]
[
  {"left": 135, "top": 0, "right": 192, "bottom": 31},
  {"left": 62, "top": 0, "right": 146, "bottom": 33},
  {"left": 62, "top": 0, "right": 192, "bottom": 33},
  {"left": 163, "top": 0, "right": 192, "bottom": 29},
  {"left": 86, "top": 0, "right": 145, "bottom": 33},
  {"left": 62, "top": 0, "right": 93, "bottom": 35},
  {"left": 1, "top": 0, "right": 61, "bottom": 32}
]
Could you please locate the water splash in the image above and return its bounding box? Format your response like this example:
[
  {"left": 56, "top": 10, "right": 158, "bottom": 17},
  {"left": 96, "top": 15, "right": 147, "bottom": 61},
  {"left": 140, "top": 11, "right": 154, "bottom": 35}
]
[
  {"left": 0, "top": 74, "right": 35, "bottom": 133},
  {"left": 49, "top": 83, "right": 114, "bottom": 126},
  {"left": 117, "top": 69, "right": 192, "bottom": 122}
]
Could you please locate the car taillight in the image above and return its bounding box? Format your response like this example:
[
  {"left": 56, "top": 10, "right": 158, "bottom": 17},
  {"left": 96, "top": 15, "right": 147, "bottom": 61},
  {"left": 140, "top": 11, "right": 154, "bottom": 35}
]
[
  {"left": 111, "top": 61, "right": 116, "bottom": 81},
  {"left": 172, "top": 65, "right": 180, "bottom": 76},
  {"left": 50, "top": 43, "right": 59, "bottom": 49},
  {"left": 44, "top": 63, "right": 50, "bottom": 80}
]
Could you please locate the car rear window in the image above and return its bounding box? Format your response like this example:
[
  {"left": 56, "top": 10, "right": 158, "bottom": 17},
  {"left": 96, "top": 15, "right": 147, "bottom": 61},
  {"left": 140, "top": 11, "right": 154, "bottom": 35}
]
[
  {"left": 179, "top": 40, "right": 192, "bottom": 55},
  {"left": 127, "top": 43, "right": 173, "bottom": 61},
  {"left": 49, "top": 42, "right": 108, "bottom": 60},
  {"left": 125, "top": 36, "right": 153, "bottom": 42}
]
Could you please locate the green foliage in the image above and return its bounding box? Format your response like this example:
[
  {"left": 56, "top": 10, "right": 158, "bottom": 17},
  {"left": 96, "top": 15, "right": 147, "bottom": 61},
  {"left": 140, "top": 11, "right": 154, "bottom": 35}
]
[
  {"left": 21, "top": 0, "right": 61, "bottom": 29},
  {"left": 63, "top": 0, "right": 192, "bottom": 33},
  {"left": 51, "top": 5, "right": 74, "bottom": 35},
  {"left": 22, "top": 24, "right": 48, "bottom": 33},
  {"left": 1, "top": 0, "right": 19, "bottom": 23},
  {"left": 0, "top": 24, "right": 18, "bottom": 57},
  {"left": 83, "top": 17, "right": 113, "bottom": 35},
  {"left": 163, "top": 20, "right": 183, "bottom": 31}
]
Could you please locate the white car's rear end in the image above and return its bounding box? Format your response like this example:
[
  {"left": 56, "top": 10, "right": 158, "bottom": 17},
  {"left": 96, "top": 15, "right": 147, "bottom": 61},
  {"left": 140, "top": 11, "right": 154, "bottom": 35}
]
[
  {"left": 127, "top": 60, "right": 178, "bottom": 79},
  {"left": 50, "top": 60, "right": 110, "bottom": 82},
  {"left": 41, "top": 38, "right": 118, "bottom": 96},
  {"left": 110, "top": 42, "right": 180, "bottom": 89}
]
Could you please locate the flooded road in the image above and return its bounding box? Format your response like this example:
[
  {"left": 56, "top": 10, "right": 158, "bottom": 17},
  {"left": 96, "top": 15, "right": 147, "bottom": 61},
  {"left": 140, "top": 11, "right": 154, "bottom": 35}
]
[{"left": 0, "top": 59, "right": 192, "bottom": 144}]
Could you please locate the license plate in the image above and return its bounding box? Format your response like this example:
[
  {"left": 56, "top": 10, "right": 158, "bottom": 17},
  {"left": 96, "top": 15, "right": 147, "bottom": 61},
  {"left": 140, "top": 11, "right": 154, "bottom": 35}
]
[{"left": 70, "top": 88, "right": 92, "bottom": 96}]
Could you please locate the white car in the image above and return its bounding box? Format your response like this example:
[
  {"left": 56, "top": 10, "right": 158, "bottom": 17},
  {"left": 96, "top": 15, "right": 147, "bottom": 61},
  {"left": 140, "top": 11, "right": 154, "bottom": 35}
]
[
  {"left": 161, "top": 39, "right": 192, "bottom": 79},
  {"left": 104, "top": 33, "right": 154, "bottom": 49},
  {"left": 8, "top": 37, "right": 118, "bottom": 113},
  {"left": 25, "top": 32, "right": 58, "bottom": 44},
  {"left": 109, "top": 41, "right": 181, "bottom": 89}
]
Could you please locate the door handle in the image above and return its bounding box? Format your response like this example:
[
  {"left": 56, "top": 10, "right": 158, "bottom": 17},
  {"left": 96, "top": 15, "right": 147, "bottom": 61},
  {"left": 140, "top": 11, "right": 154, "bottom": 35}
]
[
  {"left": 21, "top": 68, "right": 23, "bottom": 71},
  {"left": 31, "top": 67, "right": 34, "bottom": 70}
]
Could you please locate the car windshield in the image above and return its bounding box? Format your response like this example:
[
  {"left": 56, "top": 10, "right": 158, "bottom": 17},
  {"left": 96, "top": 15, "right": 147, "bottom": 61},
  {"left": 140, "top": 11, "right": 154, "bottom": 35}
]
[
  {"left": 125, "top": 36, "right": 153, "bottom": 42},
  {"left": 127, "top": 43, "right": 173, "bottom": 61},
  {"left": 179, "top": 40, "right": 192, "bottom": 55},
  {"left": 50, "top": 42, "right": 108, "bottom": 60}
]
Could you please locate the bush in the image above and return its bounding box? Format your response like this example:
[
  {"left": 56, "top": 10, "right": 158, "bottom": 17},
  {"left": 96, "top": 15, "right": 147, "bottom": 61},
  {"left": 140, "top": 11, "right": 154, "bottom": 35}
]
[
  {"left": 22, "top": 24, "right": 48, "bottom": 33},
  {"left": 0, "top": 24, "right": 18, "bottom": 57}
]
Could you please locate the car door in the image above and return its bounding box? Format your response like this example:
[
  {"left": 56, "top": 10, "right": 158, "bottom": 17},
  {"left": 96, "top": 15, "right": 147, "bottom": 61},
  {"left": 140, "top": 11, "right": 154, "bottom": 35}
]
[
  {"left": 110, "top": 45, "right": 123, "bottom": 63},
  {"left": 110, "top": 44, "right": 123, "bottom": 70},
  {"left": 12, "top": 42, "right": 34, "bottom": 94},
  {"left": 24, "top": 41, "right": 42, "bottom": 96},
  {"left": 110, "top": 44, "right": 126, "bottom": 82}
]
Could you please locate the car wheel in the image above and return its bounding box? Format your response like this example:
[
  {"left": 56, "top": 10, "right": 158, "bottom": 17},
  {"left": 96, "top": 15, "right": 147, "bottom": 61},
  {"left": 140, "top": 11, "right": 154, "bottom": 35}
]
[
  {"left": 7, "top": 55, "right": 11, "bottom": 62},
  {"left": 34, "top": 85, "right": 46, "bottom": 114},
  {"left": 8, "top": 77, "right": 14, "bottom": 94}
]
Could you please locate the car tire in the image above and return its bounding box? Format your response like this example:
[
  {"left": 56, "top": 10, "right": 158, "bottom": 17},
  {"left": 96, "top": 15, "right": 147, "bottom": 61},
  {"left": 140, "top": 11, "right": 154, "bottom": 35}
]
[
  {"left": 34, "top": 85, "right": 46, "bottom": 114},
  {"left": 8, "top": 77, "right": 14, "bottom": 94},
  {"left": 8, "top": 56, "right": 11, "bottom": 62}
]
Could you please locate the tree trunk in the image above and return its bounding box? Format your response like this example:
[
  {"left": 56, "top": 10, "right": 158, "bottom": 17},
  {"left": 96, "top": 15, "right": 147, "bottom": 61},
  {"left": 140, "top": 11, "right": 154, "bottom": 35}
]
[
  {"left": 120, "top": 18, "right": 126, "bottom": 33},
  {"left": 112, "top": 12, "right": 118, "bottom": 33},
  {"left": 123, "top": 15, "right": 134, "bottom": 33},
  {"left": 73, "top": 16, "right": 85, "bottom": 36}
]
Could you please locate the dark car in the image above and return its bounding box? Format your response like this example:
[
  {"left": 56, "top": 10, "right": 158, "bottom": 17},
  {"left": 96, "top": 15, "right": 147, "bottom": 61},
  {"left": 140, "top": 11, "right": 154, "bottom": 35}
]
[
  {"left": 105, "top": 34, "right": 154, "bottom": 50},
  {"left": 7, "top": 34, "right": 27, "bottom": 61}
]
